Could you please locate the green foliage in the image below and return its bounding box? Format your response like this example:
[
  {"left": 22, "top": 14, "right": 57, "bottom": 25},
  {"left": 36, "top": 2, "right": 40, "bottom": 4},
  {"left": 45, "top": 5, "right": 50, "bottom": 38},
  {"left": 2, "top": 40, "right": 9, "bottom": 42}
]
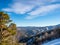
[
  {"left": 0, "top": 12, "right": 11, "bottom": 24},
  {"left": 8, "top": 23, "right": 16, "bottom": 35}
]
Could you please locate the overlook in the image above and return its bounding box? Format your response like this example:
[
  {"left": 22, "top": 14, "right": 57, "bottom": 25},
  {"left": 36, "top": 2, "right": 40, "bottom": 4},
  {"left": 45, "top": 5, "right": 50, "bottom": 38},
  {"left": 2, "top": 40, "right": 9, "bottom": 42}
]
[{"left": 0, "top": 0, "right": 60, "bottom": 45}]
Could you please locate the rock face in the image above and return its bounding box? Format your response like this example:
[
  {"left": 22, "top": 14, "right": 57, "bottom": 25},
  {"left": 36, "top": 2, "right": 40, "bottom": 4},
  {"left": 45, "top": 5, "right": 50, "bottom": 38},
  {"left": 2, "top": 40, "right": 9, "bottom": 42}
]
[
  {"left": 1, "top": 29, "right": 18, "bottom": 45},
  {"left": 0, "top": 12, "right": 18, "bottom": 45},
  {"left": 19, "top": 43, "right": 26, "bottom": 45}
]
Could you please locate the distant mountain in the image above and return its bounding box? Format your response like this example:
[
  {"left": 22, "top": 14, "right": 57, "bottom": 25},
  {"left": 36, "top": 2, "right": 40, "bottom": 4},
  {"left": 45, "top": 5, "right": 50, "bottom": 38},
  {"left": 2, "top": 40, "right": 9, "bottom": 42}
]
[
  {"left": 55, "top": 24, "right": 60, "bottom": 28},
  {"left": 17, "top": 24, "right": 60, "bottom": 39}
]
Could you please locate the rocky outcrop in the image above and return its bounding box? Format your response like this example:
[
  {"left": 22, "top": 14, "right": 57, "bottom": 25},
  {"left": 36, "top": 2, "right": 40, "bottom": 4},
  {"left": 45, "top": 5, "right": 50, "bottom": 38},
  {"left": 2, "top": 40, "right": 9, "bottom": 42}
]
[{"left": 1, "top": 29, "right": 18, "bottom": 45}]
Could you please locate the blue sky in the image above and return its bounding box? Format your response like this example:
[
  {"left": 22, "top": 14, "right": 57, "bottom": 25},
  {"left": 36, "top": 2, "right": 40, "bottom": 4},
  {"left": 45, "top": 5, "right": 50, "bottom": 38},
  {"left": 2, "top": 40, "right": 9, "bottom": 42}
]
[{"left": 0, "top": 0, "right": 60, "bottom": 27}]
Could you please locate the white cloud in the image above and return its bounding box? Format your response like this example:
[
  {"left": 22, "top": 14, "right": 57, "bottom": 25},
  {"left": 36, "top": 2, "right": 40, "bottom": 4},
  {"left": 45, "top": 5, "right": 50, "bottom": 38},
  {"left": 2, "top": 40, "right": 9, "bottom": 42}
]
[
  {"left": 2, "top": 8, "right": 12, "bottom": 12},
  {"left": 2, "top": 3, "right": 34, "bottom": 14},
  {"left": 2, "top": 0, "right": 60, "bottom": 19},
  {"left": 3, "top": 0, "right": 44, "bottom": 14},
  {"left": 26, "top": 4, "right": 60, "bottom": 19},
  {"left": 2, "top": 0, "right": 59, "bottom": 14},
  {"left": 11, "top": 3, "right": 34, "bottom": 14}
]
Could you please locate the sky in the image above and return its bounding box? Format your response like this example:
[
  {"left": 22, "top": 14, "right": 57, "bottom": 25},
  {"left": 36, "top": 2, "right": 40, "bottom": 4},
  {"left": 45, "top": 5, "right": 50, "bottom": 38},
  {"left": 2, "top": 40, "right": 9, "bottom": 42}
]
[{"left": 0, "top": 0, "right": 60, "bottom": 27}]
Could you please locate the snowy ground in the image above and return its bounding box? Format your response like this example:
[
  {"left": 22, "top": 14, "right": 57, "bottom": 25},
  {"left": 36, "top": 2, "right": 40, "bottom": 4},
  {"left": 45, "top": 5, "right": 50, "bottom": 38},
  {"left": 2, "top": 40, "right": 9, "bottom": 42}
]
[{"left": 43, "top": 38, "right": 60, "bottom": 45}]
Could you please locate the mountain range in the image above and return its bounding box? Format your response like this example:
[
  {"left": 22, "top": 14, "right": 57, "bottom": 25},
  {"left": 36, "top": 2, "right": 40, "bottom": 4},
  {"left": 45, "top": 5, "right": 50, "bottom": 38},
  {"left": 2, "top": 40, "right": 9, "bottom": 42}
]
[{"left": 17, "top": 24, "right": 60, "bottom": 39}]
